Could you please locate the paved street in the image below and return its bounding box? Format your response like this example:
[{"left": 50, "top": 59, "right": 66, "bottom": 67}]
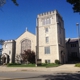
[
  {"left": 0, "top": 71, "right": 80, "bottom": 80},
  {"left": 0, "top": 71, "right": 50, "bottom": 80},
  {"left": 0, "top": 71, "right": 51, "bottom": 80},
  {"left": 0, "top": 64, "right": 80, "bottom": 80}
]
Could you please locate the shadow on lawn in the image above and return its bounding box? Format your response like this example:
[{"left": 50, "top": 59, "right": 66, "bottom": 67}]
[{"left": 3, "top": 71, "right": 80, "bottom": 80}]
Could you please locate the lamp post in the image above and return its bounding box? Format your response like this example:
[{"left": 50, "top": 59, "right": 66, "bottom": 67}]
[{"left": 76, "top": 23, "right": 80, "bottom": 59}]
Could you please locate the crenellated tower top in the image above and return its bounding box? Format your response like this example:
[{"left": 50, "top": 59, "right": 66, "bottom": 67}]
[{"left": 37, "top": 10, "right": 63, "bottom": 20}]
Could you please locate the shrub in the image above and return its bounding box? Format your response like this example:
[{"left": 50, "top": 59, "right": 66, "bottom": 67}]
[{"left": 55, "top": 60, "right": 60, "bottom": 64}]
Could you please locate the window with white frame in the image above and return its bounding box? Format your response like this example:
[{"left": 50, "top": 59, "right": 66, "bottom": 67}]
[
  {"left": 45, "top": 46, "right": 50, "bottom": 54},
  {"left": 71, "top": 44, "right": 76, "bottom": 47},
  {"left": 45, "top": 27, "right": 48, "bottom": 33},
  {"left": 42, "top": 18, "right": 51, "bottom": 25},
  {"left": 42, "top": 19, "right": 45, "bottom": 25},
  {"left": 46, "top": 18, "right": 51, "bottom": 24},
  {"left": 46, "top": 37, "right": 49, "bottom": 43},
  {"left": 45, "top": 60, "right": 50, "bottom": 63}
]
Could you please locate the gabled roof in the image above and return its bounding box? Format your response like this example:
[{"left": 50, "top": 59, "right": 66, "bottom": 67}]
[{"left": 16, "top": 30, "right": 36, "bottom": 40}]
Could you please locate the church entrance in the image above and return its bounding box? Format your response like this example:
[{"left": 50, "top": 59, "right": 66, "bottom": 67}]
[
  {"left": 68, "top": 52, "right": 80, "bottom": 63},
  {"left": 61, "top": 51, "right": 65, "bottom": 64},
  {"left": 2, "top": 53, "right": 10, "bottom": 64},
  {"left": 2, "top": 56, "right": 6, "bottom": 63}
]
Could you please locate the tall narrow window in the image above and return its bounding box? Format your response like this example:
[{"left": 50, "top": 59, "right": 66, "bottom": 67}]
[
  {"left": 71, "top": 44, "right": 76, "bottom": 47},
  {"left": 45, "top": 28, "right": 48, "bottom": 33},
  {"left": 45, "top": 46, "right": 50, "bottom": 54},
  {"left": 5, "top": 44, "right": 7, "bottom": 48},
  {"left": 48, "top": 18, "right": 51, "bottom": 24},
  {"left": 9, "top": 51, "right": 11, "bottom": 54},
  {"left": 60, "top": 38, "right": 62, "bottom": 44},
  {"left": 42, "top": 18, "right": 51, "bottom": 25},
  {"left": 42, "top": 19, "right": 45, "bottom": 25},
  {"left": 46, "top": 37, "right": 49, "bottom": 43},
  {"left": 60, "top": 27, "right": 61, "bottom": 34},
  {"left": 46, "top": 18, "right": 51, "bottom": 24},
  {"left": 59, "top": 21, "right": 61, "bottom": 27}
]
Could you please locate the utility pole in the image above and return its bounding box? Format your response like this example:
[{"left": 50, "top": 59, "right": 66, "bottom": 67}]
[{"left": 76, "top": 23, "right": 80, "bottom": 59}]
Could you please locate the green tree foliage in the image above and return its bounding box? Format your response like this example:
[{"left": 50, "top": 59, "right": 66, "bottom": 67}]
[
  {"left": 67, "top": 0, "right": 80, "bottom": 13},
  {"left": 0, "top": 0, "right": 6, "bottom": 7},
  {"left": 21, "top": 49, "right": 35, "bottom": 64},
  {"left": 0, "top": 0, "right": 18, "bottom": 7},
  {"left": 13, "top": 0, "right": 80, "bottom": 13},
  {"left": 12, "top": 0, "right": 19, "bottom": 6}
]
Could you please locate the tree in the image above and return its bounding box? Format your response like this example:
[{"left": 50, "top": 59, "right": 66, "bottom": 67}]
[
  {"left": 0, "top": 39, "right": 4, "bottom": 45},
  {"left": 67, "top": 0, "right": 80, "bottom": 13},
  {"left": 12, "top": 0, "right": 19, "bottom": 6},
  {"left": 0, "top": 0, "right": 18, "bottom": 7},
  {"left": 0, "top": 0, "right": 6, "bottom": 7},
  {"left": 1, "top": 0, "right": 80, "bottom": 13},
  {"left": 21, "top": 49, "right": 35, "bottom": 64},
  {"left": 15, "top": 54, "right": 22, "bottom": 63}
]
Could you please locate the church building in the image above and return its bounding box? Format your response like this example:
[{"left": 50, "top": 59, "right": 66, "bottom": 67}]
[{"left": 1, "top": 10, "right": 67, "bottom": 64}]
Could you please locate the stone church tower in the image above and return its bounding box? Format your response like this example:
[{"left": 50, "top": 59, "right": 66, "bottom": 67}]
[
  {"left": 1, "top": 10, "right": 67, "bottom": 64},
  {"left": 36, "top": 10, "right": 66, "bottom": 63}
]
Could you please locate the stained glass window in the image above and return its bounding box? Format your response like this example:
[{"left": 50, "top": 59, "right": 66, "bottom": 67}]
[{"left": 21, "top": 39, "right": 31, "bottom": 53}]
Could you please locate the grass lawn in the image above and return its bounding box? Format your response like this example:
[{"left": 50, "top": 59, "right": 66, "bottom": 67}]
[
  {"left": 7, "top": 63, "right": 35, "bottom": 67},
  {"left": 39, "top": 63, "right": 61, "bottom": 67},
  {"left": 75, "top": 63, "right": 80, "bottom": 67},
  {"left": 7, "top": 63, "right": 61, "bottom": 67}
]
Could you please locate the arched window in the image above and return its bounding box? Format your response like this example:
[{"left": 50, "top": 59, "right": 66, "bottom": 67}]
[{"left": 21, "top": 39, "right": 31, "bottom": 53}]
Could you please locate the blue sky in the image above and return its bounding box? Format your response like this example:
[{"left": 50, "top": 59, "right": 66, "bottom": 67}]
[{"left": 0, "top": 0, "right": 80, "bottom": 40}]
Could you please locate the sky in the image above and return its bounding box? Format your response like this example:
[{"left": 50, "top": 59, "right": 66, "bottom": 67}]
[{"left": 0, "top": 0, "right": 80, "bottom": 41}]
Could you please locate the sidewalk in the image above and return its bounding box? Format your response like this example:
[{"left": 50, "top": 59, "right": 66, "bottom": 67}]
[{"left": 0, "top": 64, "right": 80, "bottom": 73}]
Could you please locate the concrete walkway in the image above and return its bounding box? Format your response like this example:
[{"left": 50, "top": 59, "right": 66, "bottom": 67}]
[{"left": 0, "top": 64, "right": 80, "bottom": 73}]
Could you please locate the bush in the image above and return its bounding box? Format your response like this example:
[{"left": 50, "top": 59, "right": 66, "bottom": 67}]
[{"left": 55, "top": 60, "right": 60, "bottom": 64}]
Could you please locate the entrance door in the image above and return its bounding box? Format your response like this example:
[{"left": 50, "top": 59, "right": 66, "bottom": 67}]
[
  {"left": 61, "top": 51, "right": 65, "bottom": 64},
  {"left": 2, "top": 56, "right": 6, "bottom": 63}
]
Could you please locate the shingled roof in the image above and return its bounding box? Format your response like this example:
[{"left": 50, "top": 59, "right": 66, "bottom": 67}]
[{"left": 66, "top": 38, "right": 78, "bottom": 43}]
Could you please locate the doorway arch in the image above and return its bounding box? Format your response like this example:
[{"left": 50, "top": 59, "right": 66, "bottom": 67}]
[{"left": 2, "top": 53, "right": 10, "bottom": 64}]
